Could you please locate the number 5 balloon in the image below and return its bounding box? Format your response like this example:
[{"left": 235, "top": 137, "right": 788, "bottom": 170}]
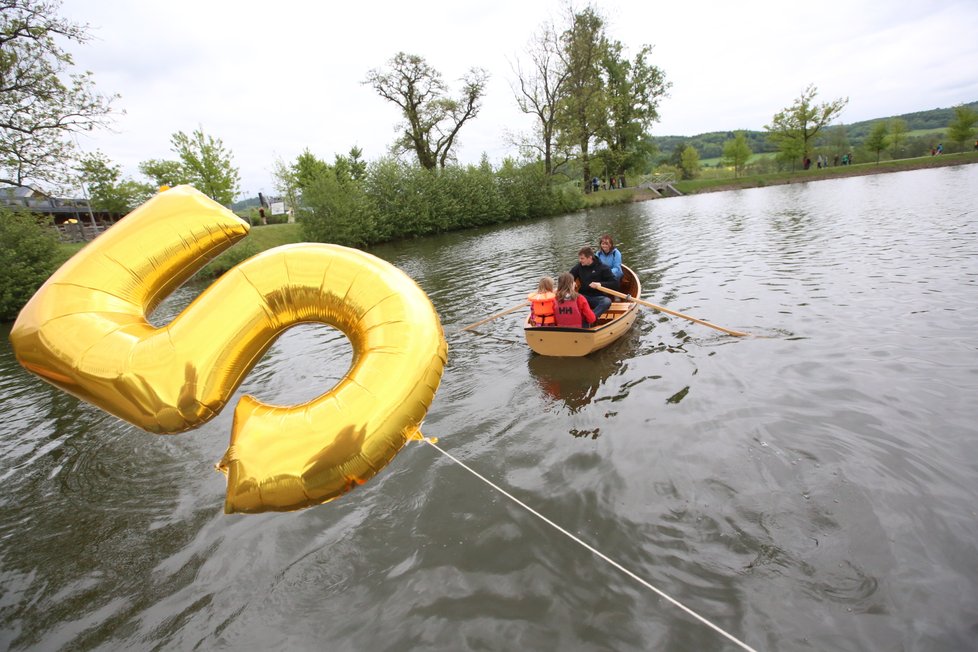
[{"left": 10, "top": 185, "right": 447, "bottom": 513}]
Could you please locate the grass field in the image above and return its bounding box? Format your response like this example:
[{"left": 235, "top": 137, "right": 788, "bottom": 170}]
[{"left": 673, "top": 151, "right": 978, "bottom": 194}]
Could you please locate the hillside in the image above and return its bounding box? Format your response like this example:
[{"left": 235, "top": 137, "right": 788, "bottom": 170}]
[{"left": 648, "top": 100, "right": 978, "bottom": 160}]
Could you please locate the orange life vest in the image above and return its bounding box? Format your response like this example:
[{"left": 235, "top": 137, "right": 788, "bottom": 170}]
[{"left": 528, "top": 291, "right": 556, "bottom": 326}]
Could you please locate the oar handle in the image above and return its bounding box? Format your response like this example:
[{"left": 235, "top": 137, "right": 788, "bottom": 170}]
[{"left": 594, "top": 286, "right": 749, "bottom": 337}]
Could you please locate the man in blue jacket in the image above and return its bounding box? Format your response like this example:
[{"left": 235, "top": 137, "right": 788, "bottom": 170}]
[{"left": 569, "top": 247, "right": 619, "bottom": 319}]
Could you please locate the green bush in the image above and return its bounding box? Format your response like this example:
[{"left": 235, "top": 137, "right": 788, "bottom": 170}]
[
  {"left": 297, "top": 157, "right": 587, "bottom": 248},
  {"left": 0, "top": 209, "right": 62, "bottom": 322}
]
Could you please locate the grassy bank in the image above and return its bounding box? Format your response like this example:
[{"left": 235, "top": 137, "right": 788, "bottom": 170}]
[{"left": 673, "top": 151, "right": 978, "bottom": 195}]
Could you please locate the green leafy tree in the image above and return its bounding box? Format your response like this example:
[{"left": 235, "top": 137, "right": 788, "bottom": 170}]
[
  {"left": 78, "top": 151, "right": 152, "bottom": 213},
  {"left": 599, "top": 41, "right": 669, "bottom": 178},
  {"left": 1, "top": 0, "right": 117, "bottom": 191},
  {"left": 679, "top": 145, "right": 700, "bottom": 179},
  {"left": 864, "top": 121, "right": 889, "bottom": 163},
  {"left": 138, "top": 158, "right": 189, "bottom": 189},
  {"left": 765, "top": 84, "right": 848, "bottom": 168},
  {"left": 888, "top": 118, "right": 908, "bottom": 158},
  {"left": 301, "top": 166, "right": 371, "bottom": 247},
  {"left": 556, "top": 6, "right": 609, "bottom": 192},
  {"left": 946, "top": 104, "right": 978, "bottom": 152},
  {"left": 721, "top": 131, "right": 753, "bottom": 177},
  {"left": 365, "top": 52, "right": 488, "bottom": 170},
  {"left": 0, "top": 207, "right": 60, "bottom": 321},
  {"left": 170, "top": 128, "right": 240, "bottom": 205},
  {"left": 291, "top": 149, "right": 331, "bottom": 192},
  {"left": 339, "top": 146, "right": 367, "bottom": 182},
  {"left": 826, "top": 124, "right": 850, "bottom": 164}
]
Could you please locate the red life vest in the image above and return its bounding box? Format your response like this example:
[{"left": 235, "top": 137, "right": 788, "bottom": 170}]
[
  {"left": 528, "top": 292, "right": 556, "bottom": 326},
  {"left": 554, "top": 296, "right": 583, "bottom": 327}
]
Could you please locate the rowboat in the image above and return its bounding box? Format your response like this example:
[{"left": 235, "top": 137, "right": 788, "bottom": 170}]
[{"left": 523, "top": 265, "right": 641, "bottom": 357}]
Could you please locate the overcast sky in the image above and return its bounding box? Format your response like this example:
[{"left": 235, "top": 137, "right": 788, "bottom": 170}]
[{"left": 59, "top": 0, "right": 978, "bottom": 199}]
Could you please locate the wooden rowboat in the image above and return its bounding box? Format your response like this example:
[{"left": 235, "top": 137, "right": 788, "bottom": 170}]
[{"left": 524, "top": 265, "right": 641, "bottom": 357}]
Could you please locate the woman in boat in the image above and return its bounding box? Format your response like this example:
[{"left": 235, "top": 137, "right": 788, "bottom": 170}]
[
  {"left": 554, "top": 272, "right": 596, "bottom": 328},
  {"left": 595, "top": 234, "right": 623, "bottom": 281},
  {"left": 528, "top": 276, "right": 557, "bottom": 326}
]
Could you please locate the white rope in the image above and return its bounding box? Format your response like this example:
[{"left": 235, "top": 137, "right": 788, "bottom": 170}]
[{"left": 417, "top": 437, "right": 759, "bottom": 652}]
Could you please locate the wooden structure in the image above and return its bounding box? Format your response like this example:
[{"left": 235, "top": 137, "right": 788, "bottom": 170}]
[{"left": 1, "top": 186, "right": 124, "bottom": 242}]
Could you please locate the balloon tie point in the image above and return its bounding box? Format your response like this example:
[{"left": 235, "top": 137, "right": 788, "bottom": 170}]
[
  {"left": 417, "top": 436, "right": 759, "bottom": 652},
  {"left": 409, "top": 431, "right": 437, "bottom": 445}
]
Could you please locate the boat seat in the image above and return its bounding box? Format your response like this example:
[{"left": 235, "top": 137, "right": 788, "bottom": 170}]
[{"left": 610, "top": 302, "right": 631, "bottom": 311}]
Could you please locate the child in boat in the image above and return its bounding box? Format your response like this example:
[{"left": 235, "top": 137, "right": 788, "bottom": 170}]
[
  {"left": 595, "top": 234, "right": 623, "bottom": 281},
  {"left": 554, "top": 272, "right": 596, "bottom": 328},
  {"left": 528, "top": 276, "right": 557, "bottom": 326}
]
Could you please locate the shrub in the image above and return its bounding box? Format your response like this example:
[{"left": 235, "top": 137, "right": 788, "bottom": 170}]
[{"left": 0, "top": 209, "right": 62, "bottom": 321}]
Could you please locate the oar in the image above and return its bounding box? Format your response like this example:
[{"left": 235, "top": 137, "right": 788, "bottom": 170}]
[
  {"left": 460, "top": 301, "right": 530, "bottom": 332},
  {"left": 595, "top": 286, "right": 749, "bottom": 337}
]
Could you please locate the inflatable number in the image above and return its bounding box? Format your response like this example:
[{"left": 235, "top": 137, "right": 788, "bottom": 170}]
[{"left": 10, "top": 186, "right": 447, "bottom": 513}]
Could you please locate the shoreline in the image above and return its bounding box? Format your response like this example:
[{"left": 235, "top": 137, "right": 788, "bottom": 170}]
[{"left": 627, "top": 154, "right": 978, "bottom": 201}]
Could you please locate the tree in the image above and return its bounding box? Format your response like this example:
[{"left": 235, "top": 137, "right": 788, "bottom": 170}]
[
  {"left": 339, "top": 146, "right": 367, "bottom": 182},
  {"left": 599, "top": 41, "right": 669, "bottom": 178},
  {"left": 0, "top": 206, "right": 60, "bottom": 321},
  {"left": 679, "top": 145, "right": 700, "bottom": 179},
  {"left": 826, "top": 124, "right": 850, "bottom": 164},
  {"left": 864, "top": 121, "right": 889, "bottom": 163},
  {"left": 888, "top": 118, "right": 908, "bottom": 159},
  {"left": 556, "top": 6, "right": 609, "bottom": 192},
  {"left": 170, "top": 128, "right": 240, "bottom": 205},
  {"left": 138, "top": 159, "right": 189, "bottom": 189},
  {"left": 1, "top": 0, "right": 117, "bottom": 190},
  {"left": 721, "top": 131, "right": 753, "bottom": 177},
  {"left": 946, "top": 104, "right": 978, "bottom": 153},
  {"left": 765, "top": 85, "right": 848, "bottom": 168},
  {"left": 291, "top": 149, "right": 331, "bottom": 192},
  {"left": 511, "top": 21, "right": 571, "bottom": 177},
  {"left": 78, "top": 151, "right": 152, "bottom": 213},
  {"left": 365, "top": 52, "right": 488, "bottom": 170}
]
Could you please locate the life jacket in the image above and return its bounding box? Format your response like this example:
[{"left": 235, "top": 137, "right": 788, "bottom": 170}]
[
  {"left": 554, "top": 295, "right": 583, "bottom": 327},
  {"left": 528, "top": 292, "right": 556, "bottom": 326}
]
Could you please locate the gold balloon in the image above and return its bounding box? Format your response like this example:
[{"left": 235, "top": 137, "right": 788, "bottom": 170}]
[{"left": 10, "top": 185, "right": 447, "bottom": 513}]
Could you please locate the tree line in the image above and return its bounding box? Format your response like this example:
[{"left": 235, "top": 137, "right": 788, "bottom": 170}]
[{"left": 651, "top": 100, "right": 978, "bottom": 163}]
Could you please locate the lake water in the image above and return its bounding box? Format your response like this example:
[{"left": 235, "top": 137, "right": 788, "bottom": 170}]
[{"left": 2, "top": 165, "right": 977, "bottom": 651}]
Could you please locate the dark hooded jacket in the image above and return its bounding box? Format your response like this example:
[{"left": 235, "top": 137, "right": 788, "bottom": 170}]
[{"left": 569, "top": 258, "right": 618, "bottom": 297}]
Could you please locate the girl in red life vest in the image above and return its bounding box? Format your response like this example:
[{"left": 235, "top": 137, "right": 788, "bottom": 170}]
[
  {"left": 528, "top": 276, "right": 557, "bottom": 326},
  {"left": 554, "top": 272, "right": 596, "bottom": 328}
]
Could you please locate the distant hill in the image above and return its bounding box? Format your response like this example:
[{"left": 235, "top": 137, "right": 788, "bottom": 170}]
[
  {"left": 649, "top": 100, "right": 978, "bottom": 160},
  {"left": 231, "top": 196, "right": 261, "bottom": 211}
]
